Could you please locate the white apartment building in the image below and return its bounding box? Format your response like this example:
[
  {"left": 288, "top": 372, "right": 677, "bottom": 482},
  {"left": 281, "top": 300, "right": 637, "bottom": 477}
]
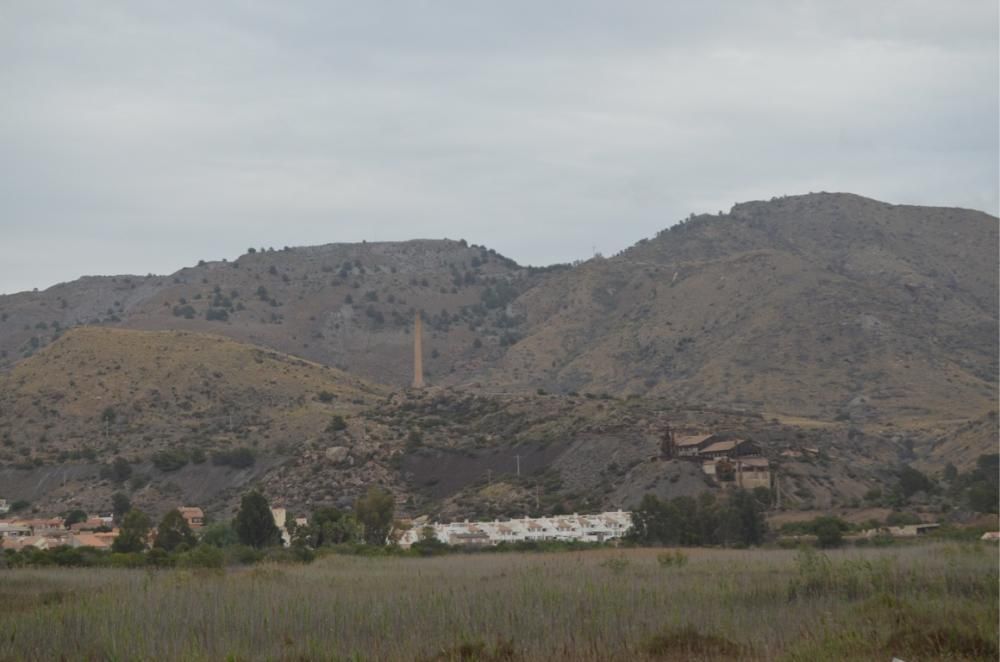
[{"left": 398, "top": 511, "right": 632, "bottom": 548}]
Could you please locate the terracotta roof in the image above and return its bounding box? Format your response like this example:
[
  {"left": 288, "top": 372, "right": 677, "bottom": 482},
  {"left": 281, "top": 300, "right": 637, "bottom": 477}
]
[
  {"left": 675, "top": 434, "right": 714, "bottom": 447},
  {"left": 701, "top": 440, "right": 740, "bottom": 454},
  {"left": 71, "top": 534, "right": 113, "bottom": 549},
  {"left": 70, "top": 518, "right": 107, "bottom": 532},
  {"left": 738, "top": 458, "right": 770, "bottom": 468}
]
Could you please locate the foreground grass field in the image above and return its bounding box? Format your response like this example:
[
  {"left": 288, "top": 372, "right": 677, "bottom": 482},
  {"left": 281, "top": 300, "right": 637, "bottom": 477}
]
[{"left": 1, "top": 544, "right": 996, "bottom": 661}]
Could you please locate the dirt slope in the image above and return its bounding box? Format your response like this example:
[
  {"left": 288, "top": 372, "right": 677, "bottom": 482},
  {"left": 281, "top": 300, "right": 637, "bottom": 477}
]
[{"left": 485, "top": 193, "right": 998, "bottom": 424}]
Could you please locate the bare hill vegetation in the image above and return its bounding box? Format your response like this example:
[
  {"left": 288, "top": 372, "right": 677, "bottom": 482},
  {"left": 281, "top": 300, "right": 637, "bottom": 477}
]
[
  {"left": 0, "top": 327, "right": 387, "bottom": 515},
  {"left": 488, "top": 193, "right": 998, "bottom": 424},
  {"left": 0, "top": 326, "right": 943, "bottom": 522},
  {"left": 0, "top": 239, "right": 559, "bottom": 387},
  {"left": 2, "top": 194, "right": 992, "bottom": 427},
  {"left": 0, "top": 193, "right": 996, "bottom": 517}
]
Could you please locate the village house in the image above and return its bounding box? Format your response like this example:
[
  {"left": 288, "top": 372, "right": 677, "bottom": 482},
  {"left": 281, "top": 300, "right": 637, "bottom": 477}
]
[
  {"left": 68, "top": 532, "right": 116, "bottom": 550},
  {"left": 70, "top": 517, "right": 110, "bottom": 533},
  {"left": 0, "top": 514, "right": 121, "bottom": 550},
  {"left": 699, "top": 446, "right": 771, "bottom": 490},
  {"left": 0, "top": 499, "right": 9, "bottom": 514},
  {"left": 178, "top": 507, "right": 205, "bottom": 529},
  {"left": 20, "top": 517, "right": 66, "bottom": 533},
  {"left": 1, "top": 535, "right": 56, "bottom": 551},
  {"left": 733, "top": 457, "right": 771, "bottom": 489},
  {"left": 699, "top": 438, "right": 760, "bottom": 459},
  {"left": 673, "top": 434, "right": 718, "bottom": 458},
  {"left": 0, "top": 522, "right": 32, "bottom": 539}
]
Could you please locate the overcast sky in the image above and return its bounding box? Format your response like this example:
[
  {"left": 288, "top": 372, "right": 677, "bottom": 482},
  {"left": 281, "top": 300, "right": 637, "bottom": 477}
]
[{"left": 1, "top": 2, "right": 997, "bottom": 295}]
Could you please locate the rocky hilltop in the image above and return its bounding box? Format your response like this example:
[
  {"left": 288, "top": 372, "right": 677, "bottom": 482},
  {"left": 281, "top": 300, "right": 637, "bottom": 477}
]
[
  {"left": 0, "top": 239, "right": 559, "bottom": 387},
  {"left": 488, "top": 193, "right": 998, "bottom": 423},
  {"left": 3, "top": 193, "right": 993, "bottom": 426}
]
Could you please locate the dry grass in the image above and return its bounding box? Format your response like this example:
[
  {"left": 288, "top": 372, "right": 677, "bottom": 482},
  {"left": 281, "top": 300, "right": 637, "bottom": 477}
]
[
  {"left": 5, "top": 327, "right": 381, "bottom": 416},
  {"left": 0, "top": 543, "right": 996, "bottom": 661}
]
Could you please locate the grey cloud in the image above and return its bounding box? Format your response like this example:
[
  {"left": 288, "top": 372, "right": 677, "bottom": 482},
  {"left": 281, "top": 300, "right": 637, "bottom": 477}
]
[{"left": 0, "top": 1, "right": 996, "bottom": 294}]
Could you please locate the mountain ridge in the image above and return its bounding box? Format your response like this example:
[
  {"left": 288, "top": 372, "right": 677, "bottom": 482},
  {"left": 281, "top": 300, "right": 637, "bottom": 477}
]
[
  {"left": 2, "top": 192, "right": 995, "bottom": 423},
  {"left": 0, "top": 191, "right": 996, "bottom": 518}
]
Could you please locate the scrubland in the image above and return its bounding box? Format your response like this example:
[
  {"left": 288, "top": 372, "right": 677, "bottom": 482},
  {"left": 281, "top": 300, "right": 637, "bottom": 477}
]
[{"left": 0, "top": 543, "right": 996, "bottom": 661}]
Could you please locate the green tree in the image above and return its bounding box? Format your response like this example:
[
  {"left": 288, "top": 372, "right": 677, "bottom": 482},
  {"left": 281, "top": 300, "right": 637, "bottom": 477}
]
[
  {"left": 967, "top": 455, "right": 999, "bottom": 513},
  {"left": 897, "top": 466, "right": 934, "bottom": 498},
  {"left": 63, "top": 509, "right": 88, "bottom": 528},
  {"left": 110, "top": 456, "right": 132, "bottom": 483},
  {"left": 234, "top": 491, "right": 280, "bottom": 549},
  {"left": 152, "top": 449, "right": 188, "bottom": 472},
  {"left": 411, "top": 526, "right": 448, "bottom": 556},
  {"left": 627, "top": 493, "right": 664, "bottom": 544},
  {"left": 112, "top": 509, "right": 152, "bottom": 553},
  {"left": 967, "top": 482, "right": 998, "bottom": 513},
  {"left": 111, "top": 492, "right": 131, "bottom": 524},
  {"left": 200, "top": 521, "right": 240, "bottom": 548},
  {"left": 299, "top": 507, "right": 358, "bottom": 547},
  {"left": 354, "top": 487, "right": 395, "bottom": 545},
  {"left": 886, "top": 511, "right": 921, "bottom": 526},
  {"left": 942, "top": 462, "right": 958, "bottom": 482},
  {"left": 671, "top": 495, "right": 700, "bottom": 546},
  {"left": 813, "top": 516, "right": 845, "bottom": 548},
  {"left": 695, "top": 492, "right": 721, "bottom": 544},
  {"left": 752, "top": 486, "right": 773, "bottom": 508},
  {"left": 154, "top": 509, "right": 197, "bottom": 552},
  {"left": 724, "top": 489, "right": 766, "bottom": 547}
]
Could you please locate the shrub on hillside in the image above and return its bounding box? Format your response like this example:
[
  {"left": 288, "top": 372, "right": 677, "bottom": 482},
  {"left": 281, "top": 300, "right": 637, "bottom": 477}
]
[
  {"left": 211, "top": 447, "right": 256, "bottom": 469},
  {"left": 327, "top": 415, "right": 347, "bottom": 433},
  {"left": 151, "top": 449, "right": 188, "bottom": 472}
]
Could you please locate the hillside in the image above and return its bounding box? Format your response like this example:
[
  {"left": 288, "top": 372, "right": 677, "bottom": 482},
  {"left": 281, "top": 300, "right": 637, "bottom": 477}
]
[
  {"left": 0, "top": 239, "right": 558, "bottom": 387},
  {"left": 0, "top": 325, "right": 989, "bottom": 523},
  {"left": 0, "top": 327, "right": 390, "bottom": 515},
  {"left": 0, "top": 192, "right": 996, "bottom": 512},
  {"left": 486, "top": 193, "right": 998, "bottom": 424}
]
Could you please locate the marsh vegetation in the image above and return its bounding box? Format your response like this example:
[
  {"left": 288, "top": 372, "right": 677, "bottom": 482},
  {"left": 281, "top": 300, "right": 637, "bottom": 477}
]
[{"left": 1, "top": 543, "right": 996, "bottom": 661}]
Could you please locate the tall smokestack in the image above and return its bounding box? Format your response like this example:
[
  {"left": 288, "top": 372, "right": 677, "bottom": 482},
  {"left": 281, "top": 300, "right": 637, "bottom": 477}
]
[{"left": 413, "top": 311, "right": 424, "bottom": 388}]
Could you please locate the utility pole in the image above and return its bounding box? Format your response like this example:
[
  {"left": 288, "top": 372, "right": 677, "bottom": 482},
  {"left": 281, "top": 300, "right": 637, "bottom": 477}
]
[{"left": 515, "top": 454, "right": 521, "bottom": 477}]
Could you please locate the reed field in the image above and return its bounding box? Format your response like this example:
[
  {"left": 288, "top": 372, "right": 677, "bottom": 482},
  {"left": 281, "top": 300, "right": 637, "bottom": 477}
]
[{"left": 0, "top": 544, "right": 996, "bottom": 661}]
